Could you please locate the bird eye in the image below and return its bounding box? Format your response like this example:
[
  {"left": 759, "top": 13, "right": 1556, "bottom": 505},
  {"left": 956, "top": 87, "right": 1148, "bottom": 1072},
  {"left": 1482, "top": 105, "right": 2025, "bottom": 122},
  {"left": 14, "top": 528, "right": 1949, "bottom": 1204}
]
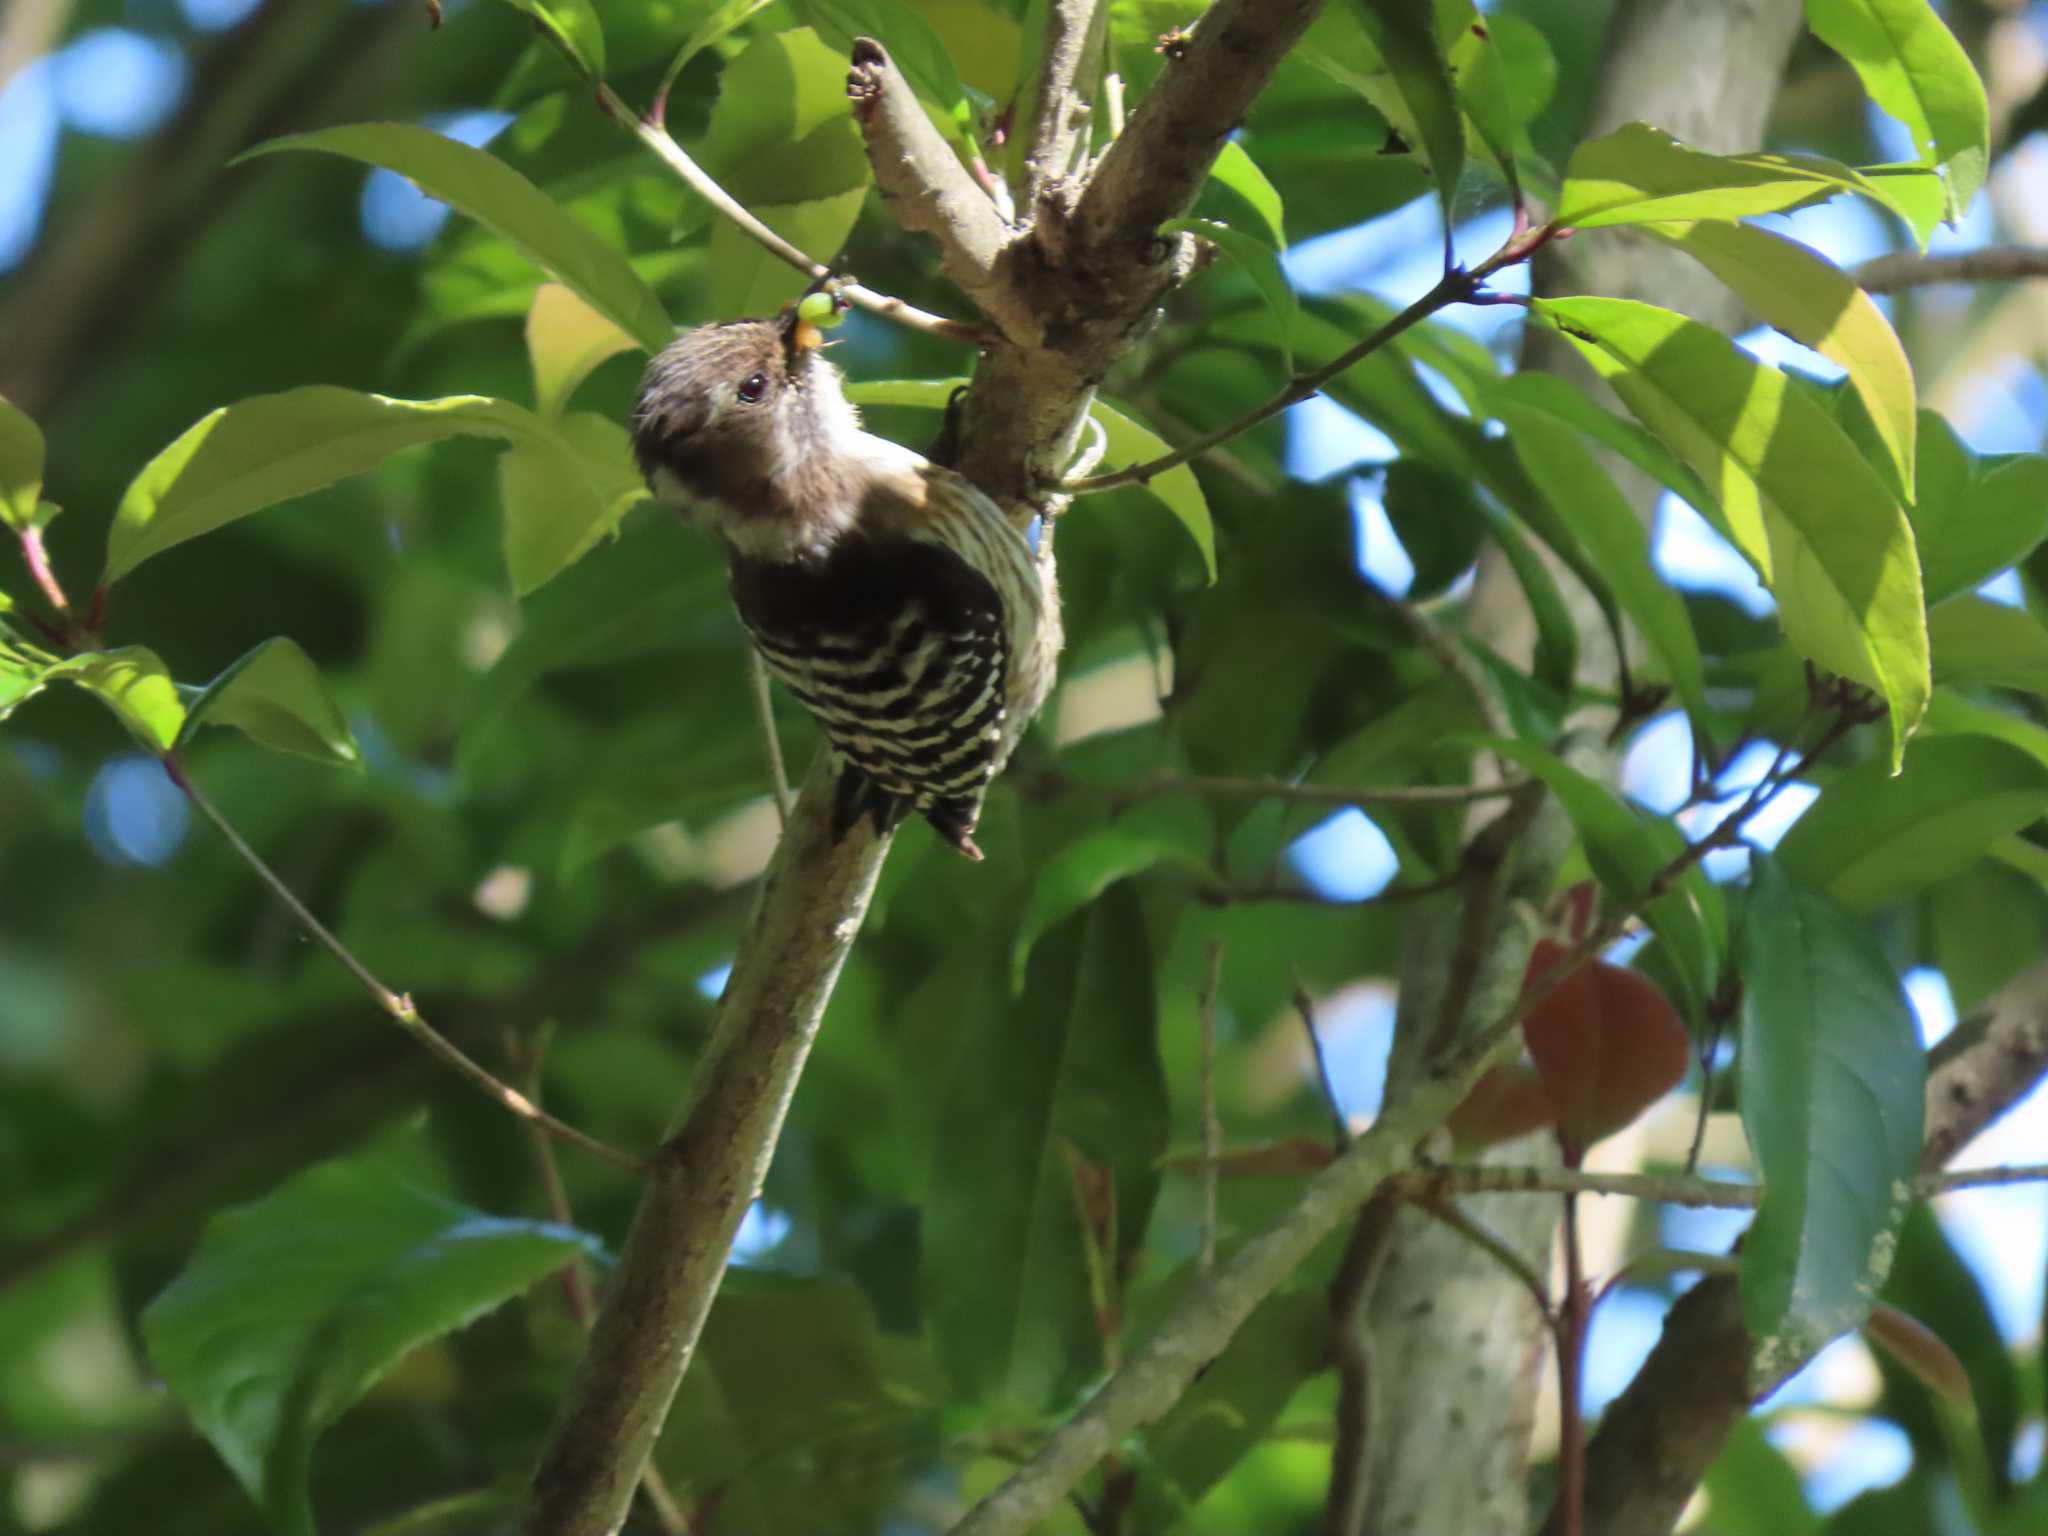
[{"left": 737, "top": 373, "right": 769, "bottom": 404}]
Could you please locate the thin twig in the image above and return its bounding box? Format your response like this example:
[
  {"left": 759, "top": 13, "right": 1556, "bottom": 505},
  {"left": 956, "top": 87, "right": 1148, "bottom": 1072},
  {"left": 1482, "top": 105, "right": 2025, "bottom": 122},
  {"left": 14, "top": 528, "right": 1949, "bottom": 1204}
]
[
  {"left": 1140, "top": 771, "right": 1524, "bottom": 810},
  {"left": 582, "top": 75, "right": 981, "bottom": 343},
  {"left": 1557, "top": 1191, "right": 1588, "bottom": 1536},
  {"left": 1322, "top": 1196, "right": 1397, "bottom": 1536},
  {"left": 1292, "top": 975, "right": 1351, "bottom": 1149},
  {"left": 1198, "top": 940, "right": 1224, "bottom": 1277},
  {"left": 746, "top": 650, "right": 793, "bottom": 827},
  {"left": 1852, "top": 246, "right": 2048, "bottom": 293},
  {"left": 169, "top": 759, "right": 647, "bottom": 1175},
  {"left": 1062, "top": 223, "right": 1562, "bottom": 495},
  {"left": 19, "top": 524, "right": 69, "bottom": 617}
]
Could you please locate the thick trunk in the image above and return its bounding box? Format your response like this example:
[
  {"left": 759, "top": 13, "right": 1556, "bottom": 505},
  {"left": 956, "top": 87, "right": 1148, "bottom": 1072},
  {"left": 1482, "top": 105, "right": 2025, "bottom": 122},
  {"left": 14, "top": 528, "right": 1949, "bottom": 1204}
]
[{"left": 1356, "top": 6, "right": 1808, "bottom": 1534}]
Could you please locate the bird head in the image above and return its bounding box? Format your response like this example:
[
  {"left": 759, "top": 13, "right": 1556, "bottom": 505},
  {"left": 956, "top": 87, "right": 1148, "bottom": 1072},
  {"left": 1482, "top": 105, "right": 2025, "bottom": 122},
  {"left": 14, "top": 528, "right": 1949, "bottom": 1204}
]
[{"left": 630, "top": 308, "right": 865, "bottom": 539}]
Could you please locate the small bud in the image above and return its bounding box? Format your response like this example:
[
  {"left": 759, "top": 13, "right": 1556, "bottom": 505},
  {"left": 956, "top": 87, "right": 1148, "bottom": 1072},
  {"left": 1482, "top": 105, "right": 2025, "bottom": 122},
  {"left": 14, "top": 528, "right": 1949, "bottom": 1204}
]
[{"left": 797, "top": 288, "right": 847, "bottom": 329}]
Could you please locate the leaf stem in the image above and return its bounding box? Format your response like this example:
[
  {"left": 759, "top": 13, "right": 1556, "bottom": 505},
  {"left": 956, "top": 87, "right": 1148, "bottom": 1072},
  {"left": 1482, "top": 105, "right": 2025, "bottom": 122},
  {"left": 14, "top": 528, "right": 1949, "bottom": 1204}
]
[
  {"left": 169, "top": 757, "right": 648, "bottom": 1175},
  {"left": 1292, "top": 974, "right": 1350, "bottom": 1149},
  {"left": 1198, "top": 939, "right": 1224, "bottom": 1277},
  {"left": 746, "top": 649, "right": 792, "bottom": 827}
]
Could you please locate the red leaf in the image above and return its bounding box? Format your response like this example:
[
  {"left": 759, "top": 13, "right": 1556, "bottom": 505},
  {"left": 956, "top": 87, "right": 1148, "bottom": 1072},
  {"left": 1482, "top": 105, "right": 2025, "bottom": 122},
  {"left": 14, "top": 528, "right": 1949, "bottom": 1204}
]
[
  {"left": 1446, "top": 1064, "right": 1556, "bottom": 1150},
  {"left": 1521, "top": 939, "right": 1691, "bottom": 1161}
]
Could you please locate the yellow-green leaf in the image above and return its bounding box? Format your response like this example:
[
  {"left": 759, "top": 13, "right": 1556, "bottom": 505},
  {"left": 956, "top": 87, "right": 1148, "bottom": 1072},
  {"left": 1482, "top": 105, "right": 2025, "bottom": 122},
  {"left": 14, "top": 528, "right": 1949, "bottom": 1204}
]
[
  {"left": 177, "top": 638, "right": 360, "bottom": 766},
  {"left": 1538, "top": 296, "right": 1927, "bottom": 767},
  {"left": 106, "top": 389, "right": 561, "bottom": 585},
  {"left": 526, "top": 282, "right": 642, "bottom": 418},
  {"left": 49, "top": 647, "right": 186, "bottom": 752},
  {"left": 1555, "top": 122, "right": 1935, "bottom": 233},
  {"left": 500, "top": 411, "right": 647, "bottom": 595},
  {"left": 1805, "top": 0, "right": 1989, "bottom": 219},
  {"left": 1649, "top": 219, "right": 1915, "bottom": 495},
  {"left": 0, "top": 393, "right": 43, "bottom": 532}
]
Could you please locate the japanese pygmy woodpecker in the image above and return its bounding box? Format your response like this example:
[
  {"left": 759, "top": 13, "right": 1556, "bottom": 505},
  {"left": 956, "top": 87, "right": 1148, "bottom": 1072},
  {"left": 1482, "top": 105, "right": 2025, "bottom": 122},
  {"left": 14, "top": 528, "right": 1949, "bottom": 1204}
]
[{"left": 630, "top": 305, "right": 1059, "bottom": 860}]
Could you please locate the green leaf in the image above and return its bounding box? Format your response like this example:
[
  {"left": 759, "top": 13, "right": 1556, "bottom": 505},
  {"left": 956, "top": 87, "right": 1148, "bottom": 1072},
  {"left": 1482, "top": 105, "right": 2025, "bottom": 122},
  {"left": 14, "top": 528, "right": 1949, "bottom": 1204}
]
[
  {"left": 1492, "top": 390, "right": 1710, "bottom": 734},
  {"left": 142, "top": 1136, "right": 598, "bottom": 1536},
  {"left": 491, "top": 0, "right": 606, "bottom": 77},
  {"left": 926, "top": 885, "right": 1166, "bottom": 1410},
  {"left": 0, "top": 393, "right": 44, "bottom": 532},
  {"left": 1911, "top": 421, "right": 2048, "bottom": 605},
  {"left": 696, "top": 28, "right": 874, "bottom": 309},
  {"left": 499, "top": 410, "right": 648, "bottom": 595},
  {"left": 1485, "top": 736, "right": 1725, "bottom": 1014},
  {"left": 46, "top": 647, "right": 186, "bottom": 752},
  {"left": 660, "top": 1273, "right": 945, "bottom": 1534},
  {"left": 526, "top": 281, "right": 640, "bottom": 418},
  {"left": 1485, "top": 10, "right": 1557, "bottom": 129},
  {"left": 241, "top": 123, "right": 670, "bottom": 352},
  {"left": 1878, "top": 1202, "right": 2021, "bottom": 1494},
  {"left": 709, "top": 185, "right": 869, "bottom": 314},
  {"left": 1649, "top": 219, "right": 1915, "bottom": 495},
  {"left": 105, "top": 388, "right": 562, "bottom": 585},
  {"left": 1537, "top": 296, "right": 1928, "bottom": 768},
  {"left": 1776, "top": 732, "right": 2048, "bottom": 910},
  {"left": 1804, "top": 0, "right": 1990, "bottom": 218},
  {"left": 1442, "top": 0, "right": 1520, "bottom": 198},
  {"left": 786, "top": 0, "right": 970, "bottom": 122},
  {"left": 176, "top": 638, "right": 360, "bottom": 766},
  {"left": 1704, "top": 1417, "right": 1824, "bottom": 1536},
  {"left": 456, "top": 514, "right": 726, "bottom": 782},
  {"left": 1345, "top": 0, "right": 1465, "bottom": 215},
  {"left": 656, "top": 0, "right": 773, "bottom": 95},
  {"left": 1928, "top": 861, "right": 2048, "bottom": 1015},
  {"left": 1553, "top": 122, "right": 1938, "bottom": 233},
  {"left": 1163, "top": 217, "right": 1297, "bottom": 368},
  {"left": 1130, "top": 1288, "right": 1328, "bottom": 1525},
  {"left": 1010, "top": 807, "right": 1206, "bottom": 989},
  {"left": 1208, "top": 140, "right": 1288, "bottom": 251},
  {"left": 1929, "top": 596, "right": 2048, "bottom": 694},
  {"left": 1481, "top": 367, "right": 1728, "bottom": 532},
  {"left": 1488, "top": 508, "right": 1580, "bottom": 699},
  {"left": 1089, "top": 397, "right": 1217, "bottom": 582},
  {"left": 1738, "top": 854, "right": 1923, "bottom": 1369}
]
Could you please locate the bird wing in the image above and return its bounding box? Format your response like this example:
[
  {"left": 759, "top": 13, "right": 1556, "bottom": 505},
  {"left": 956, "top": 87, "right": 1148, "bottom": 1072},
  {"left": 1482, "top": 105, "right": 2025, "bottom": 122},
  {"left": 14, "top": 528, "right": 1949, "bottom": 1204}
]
[{"left": 730, "top": 536, "right": 1011, "bottom": 807}]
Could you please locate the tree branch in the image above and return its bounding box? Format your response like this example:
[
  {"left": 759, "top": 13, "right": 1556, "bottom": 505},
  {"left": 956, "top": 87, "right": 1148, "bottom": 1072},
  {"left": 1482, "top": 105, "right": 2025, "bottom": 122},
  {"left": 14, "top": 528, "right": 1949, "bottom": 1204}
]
[
  {"left": 1070, "top": 0, "right": 1325, "bottom": 260},
  {"left": 844, "top": 39, "right": 1036, "bottom": 343},
  {"left": 525, "top": 753, "right": 891, "bottom": 1536},
  {"left": 1853, "top": 246, "right": 2048, "bottom": 293},
  {"left": 1920, "top": 959, "right": 2048, "bottom": 1169},
  {"left": 1020, "top": 0, "right": 1107, "bottom": 212}
]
